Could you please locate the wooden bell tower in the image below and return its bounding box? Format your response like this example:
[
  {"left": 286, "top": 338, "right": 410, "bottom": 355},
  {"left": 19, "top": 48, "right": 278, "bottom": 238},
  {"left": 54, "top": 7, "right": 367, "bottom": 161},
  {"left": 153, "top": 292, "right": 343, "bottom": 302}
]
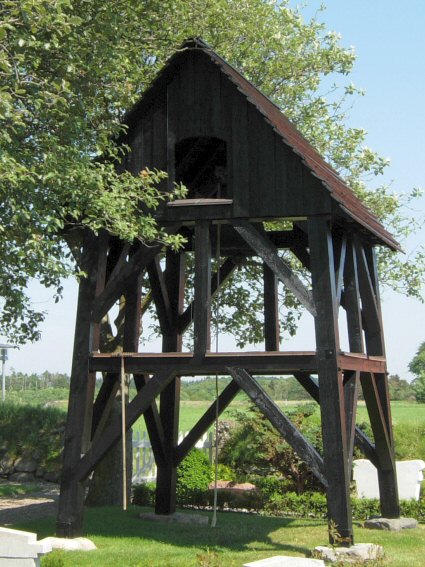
[{"left": 57, "top": 39, "right": 400, "bottom": 543}]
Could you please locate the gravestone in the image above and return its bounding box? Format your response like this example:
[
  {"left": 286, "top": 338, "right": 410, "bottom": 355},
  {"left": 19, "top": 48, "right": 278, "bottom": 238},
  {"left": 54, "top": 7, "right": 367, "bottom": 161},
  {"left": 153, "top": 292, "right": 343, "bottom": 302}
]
[
  {"left": 353, "top": 459, "right": 425, "bottom": 500},
  {"left": 0, "top": 527, "right": 51, "bottom": 566}
]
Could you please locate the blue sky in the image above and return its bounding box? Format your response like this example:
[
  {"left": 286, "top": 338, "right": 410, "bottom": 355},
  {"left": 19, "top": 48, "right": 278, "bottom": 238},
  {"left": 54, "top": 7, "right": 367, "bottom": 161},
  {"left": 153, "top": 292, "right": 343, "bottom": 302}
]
[{"left": 5, "top": 1, "right": 425, "bottom": 380}]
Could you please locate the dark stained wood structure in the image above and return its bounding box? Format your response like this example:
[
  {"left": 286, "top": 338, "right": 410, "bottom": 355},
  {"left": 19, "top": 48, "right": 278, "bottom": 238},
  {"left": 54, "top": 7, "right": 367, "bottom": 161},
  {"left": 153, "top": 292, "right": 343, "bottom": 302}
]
[{"left": 56, "top": 39, "right": 400, "bottom": 543}]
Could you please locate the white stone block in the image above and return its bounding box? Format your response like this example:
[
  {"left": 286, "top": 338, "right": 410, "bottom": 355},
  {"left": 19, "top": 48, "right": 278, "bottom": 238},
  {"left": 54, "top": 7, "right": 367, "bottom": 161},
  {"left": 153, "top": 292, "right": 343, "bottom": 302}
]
[
  {"left": 39, "top": 536, "right": 97, "bottom": 551},
  {"left": 243, "top": 557, "right": 325, "bottom": 567},
  {"left": 0, "top": 527, "right": 51, "bottom": 567},
  {"left": 397, "top": 460, "right": 425, "bottom": 501},
  {"left": 0, "top": 559, "right": 40, "bottom": 566},
  {"left": 353, "top": 459, "right": 425, "bottom": 501},
  {"left": 0, "top": 527, "right": 51, "bottom": 558}
]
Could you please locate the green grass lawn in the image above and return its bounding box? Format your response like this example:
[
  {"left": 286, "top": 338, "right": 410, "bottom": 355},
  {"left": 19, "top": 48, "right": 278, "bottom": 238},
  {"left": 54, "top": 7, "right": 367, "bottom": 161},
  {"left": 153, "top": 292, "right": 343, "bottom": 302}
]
[{"left": 10, "top": 506, "right": 425, "bottom": 567}]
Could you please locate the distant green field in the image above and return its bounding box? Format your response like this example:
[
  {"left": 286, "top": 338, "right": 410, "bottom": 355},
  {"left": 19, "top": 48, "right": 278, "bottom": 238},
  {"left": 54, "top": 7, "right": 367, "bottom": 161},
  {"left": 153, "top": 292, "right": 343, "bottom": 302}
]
[{"left": 132, "top": 399, "right": 425, "bottom": 431}]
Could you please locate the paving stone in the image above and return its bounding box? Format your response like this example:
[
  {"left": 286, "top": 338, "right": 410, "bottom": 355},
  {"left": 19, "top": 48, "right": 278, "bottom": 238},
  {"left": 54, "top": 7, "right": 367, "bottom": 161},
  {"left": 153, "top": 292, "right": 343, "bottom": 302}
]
[
  {"left": 314, "top": 543, "right": 383, "bottom": 564},
  {"left": 139, "top": 512, "right": 209, "bottom": 525},
  {"left": 39, "top": 537, "right": 97, "bottom": 551},
  {"left": 364, "top": 517, "right": 418, "bottom": 531},
  {"left": 243, "top": 557, "right": 324, "bottom": 567}
]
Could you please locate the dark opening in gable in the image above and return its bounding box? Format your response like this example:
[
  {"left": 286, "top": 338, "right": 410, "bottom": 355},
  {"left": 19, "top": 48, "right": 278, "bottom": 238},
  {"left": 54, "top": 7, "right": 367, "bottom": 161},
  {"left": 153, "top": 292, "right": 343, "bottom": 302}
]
[{"left": 175, "top": 137, "right": 227, "bottom": 199}]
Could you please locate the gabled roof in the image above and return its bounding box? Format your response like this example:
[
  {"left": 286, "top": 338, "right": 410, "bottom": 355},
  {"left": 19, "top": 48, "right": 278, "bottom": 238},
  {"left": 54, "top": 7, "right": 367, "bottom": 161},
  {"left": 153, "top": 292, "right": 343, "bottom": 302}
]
[{"left": 123, "top": 38, "right": 400, "bottom": 251}]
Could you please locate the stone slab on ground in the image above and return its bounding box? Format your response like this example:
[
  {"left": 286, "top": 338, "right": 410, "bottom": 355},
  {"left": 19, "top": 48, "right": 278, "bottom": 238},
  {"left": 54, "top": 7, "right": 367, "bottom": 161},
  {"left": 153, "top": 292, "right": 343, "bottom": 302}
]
[
  {"left": 39, "top": 536, "right": 97, "bottom": 551},
  {"left": 314, "top": 543, "right": 383, "bottom": 564},
  {"left": 139, "top": 511, "right": 209, "bottom": 525},
  {"left": 243, "top": 557, "right": 324, "bottom": 567},
  {"left": 364, "top": 517, "right": 418, "bottom": 531}
]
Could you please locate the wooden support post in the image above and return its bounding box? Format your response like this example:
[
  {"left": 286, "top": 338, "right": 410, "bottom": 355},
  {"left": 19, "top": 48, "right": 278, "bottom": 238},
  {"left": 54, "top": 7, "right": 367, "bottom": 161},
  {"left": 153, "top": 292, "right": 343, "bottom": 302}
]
[
  {"left": 178, "top": 256, "right": 240, "bottom": 333},
  {"left": 91, "top": 373, "right": 119, "bottom": 441},
  {"left": 57, "top": 233, "right": 107, "bottom": 537},
  {"left": 193, "top": 220, "right": 212, "bottom": 355},
  {"left": 263, "top": 263, "right": 279, "bottom": 351},
  {"left": 343, "top": 371, "right": 359, "bottom": 474},
  {"left": 308, "top": 216, "right": 353, "bottom": 545},
  {"left": 293, "top": 372, "right": 379, "bottom": 468},
  {"left": 155, "top": 251, "right": 185, "bottom": 515},
  {"left": 355, "top": 242, "right": 399, "bottom": 518},
  {"left": 134, "top": 374, "right": 167, "bottom": 467}
]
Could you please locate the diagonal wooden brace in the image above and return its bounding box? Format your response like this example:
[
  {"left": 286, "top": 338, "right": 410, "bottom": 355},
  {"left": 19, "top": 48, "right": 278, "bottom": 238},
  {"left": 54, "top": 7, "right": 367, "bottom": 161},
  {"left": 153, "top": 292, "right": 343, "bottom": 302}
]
[
  {"left": 72, "top": 369, "right": 176, "bottom": 483},
  {"left": 232, "top": 220, "right": 316, "bottom": 316},
  {"left": 227, "top": 367, "right": 327, "bottom": 487},
  {"left": 174, "top": 379, "right": 240, "bottom": 465}
]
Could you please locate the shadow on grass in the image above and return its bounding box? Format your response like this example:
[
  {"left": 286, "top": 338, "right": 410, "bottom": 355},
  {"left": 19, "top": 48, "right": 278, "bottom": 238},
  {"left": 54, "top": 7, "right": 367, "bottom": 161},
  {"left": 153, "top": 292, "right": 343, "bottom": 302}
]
[{"left": 14, "top": 506, "right": 325, "bottom": 557}]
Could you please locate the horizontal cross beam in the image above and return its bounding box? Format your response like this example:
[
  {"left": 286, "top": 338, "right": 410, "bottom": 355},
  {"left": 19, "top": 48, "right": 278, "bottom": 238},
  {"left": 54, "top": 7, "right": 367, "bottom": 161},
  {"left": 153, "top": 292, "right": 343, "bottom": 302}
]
[{"left": 89, "top": 351, "right": 387, "bottom": 376}]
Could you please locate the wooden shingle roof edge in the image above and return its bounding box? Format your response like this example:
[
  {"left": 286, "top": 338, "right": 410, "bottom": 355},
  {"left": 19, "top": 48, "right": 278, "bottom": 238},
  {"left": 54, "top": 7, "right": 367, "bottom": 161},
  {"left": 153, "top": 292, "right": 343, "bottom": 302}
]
[{"left": 122, "top": 37, "right": 401, "bottom": 251}]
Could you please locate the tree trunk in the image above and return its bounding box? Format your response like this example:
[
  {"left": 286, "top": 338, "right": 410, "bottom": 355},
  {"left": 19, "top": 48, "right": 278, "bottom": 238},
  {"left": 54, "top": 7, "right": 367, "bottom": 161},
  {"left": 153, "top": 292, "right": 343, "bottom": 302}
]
[{"left": 85, "top": 400, "right": 133, "bottom": 507}]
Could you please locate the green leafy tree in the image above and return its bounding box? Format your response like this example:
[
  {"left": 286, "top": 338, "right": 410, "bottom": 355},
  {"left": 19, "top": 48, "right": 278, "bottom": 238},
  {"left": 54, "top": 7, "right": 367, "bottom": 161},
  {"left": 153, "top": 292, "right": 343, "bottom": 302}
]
[
  {"left": 387, "top": 374, "right": 415, "bottom": 401},
  {"left": 0, "top": 0, "right": 424, "bottom": 345},
  {"left": 409, "top": 342, "right": 425, "bottom": 403}
]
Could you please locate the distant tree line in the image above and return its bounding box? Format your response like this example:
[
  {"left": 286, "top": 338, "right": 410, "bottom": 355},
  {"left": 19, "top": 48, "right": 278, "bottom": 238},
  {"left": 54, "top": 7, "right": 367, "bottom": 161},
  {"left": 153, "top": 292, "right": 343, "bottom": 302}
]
[
  {"left": 6, "top": 370, "right": 70, "bottom": 392},
  {"left": 4, "top": 370, "right": 416, "bottom": 401}
]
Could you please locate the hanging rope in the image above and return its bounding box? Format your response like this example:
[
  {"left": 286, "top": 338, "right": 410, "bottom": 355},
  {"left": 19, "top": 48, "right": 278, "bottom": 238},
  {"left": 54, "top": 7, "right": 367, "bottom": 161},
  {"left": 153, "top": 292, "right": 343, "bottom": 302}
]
[
  {"left": 121, "top": 354, "right": 127, "bottom": 511},
  {"left": 211, "top": 222, "right": 221, "bottom": 528}
]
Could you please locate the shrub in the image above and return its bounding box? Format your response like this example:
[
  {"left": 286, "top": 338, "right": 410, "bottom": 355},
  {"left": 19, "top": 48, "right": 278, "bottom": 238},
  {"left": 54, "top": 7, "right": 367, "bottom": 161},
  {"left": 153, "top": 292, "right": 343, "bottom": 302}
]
[
  {"left": 0, "top": 402, "right": 65, "bottom": 467},
  {"left": 177, "top": 449, "right": 213, "bottom": 504},
  {"left": 132, "top": 482, "right": 156, "bottom": 507},
  {"left": 215, "top": 463, "right": 237, "bottom": 481},
  {"left": 263, "top": 491, "right": 425, "bottom": 522},
  {"left": 219, "top": 405, "right": 323, "bottom": 494},
  {"left": 252, "top": 475, "right": 292, "bottom": 500}
]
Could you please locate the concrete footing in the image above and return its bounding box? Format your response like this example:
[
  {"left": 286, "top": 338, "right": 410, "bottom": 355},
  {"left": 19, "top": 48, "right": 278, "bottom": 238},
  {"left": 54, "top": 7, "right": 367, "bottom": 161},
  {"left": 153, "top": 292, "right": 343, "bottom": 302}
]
[
  {"left": 314, "top": 543, "right": 383, "bottom": 564},
  {"left": 364, "top": 517, "right": 418, "bottom": 531}
]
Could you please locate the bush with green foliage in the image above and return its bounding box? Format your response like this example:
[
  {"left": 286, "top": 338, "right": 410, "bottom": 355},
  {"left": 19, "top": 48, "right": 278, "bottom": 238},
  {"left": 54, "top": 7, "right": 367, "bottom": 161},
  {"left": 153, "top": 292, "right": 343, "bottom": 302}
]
[
  {"left": 0, "top": 402, "right": 65, "bottom": 467},
  {"left": 219, "top": 404, "right": 323, "bottom": 494},
  {"left": 176, "top": 449, "right": 213, "bottom": 505},
  {"left": 263, "top": 491, "right": 425, "bottom": 522},
  {"left": 132, "top": 482, "right": 156, "bottom": 507}
]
